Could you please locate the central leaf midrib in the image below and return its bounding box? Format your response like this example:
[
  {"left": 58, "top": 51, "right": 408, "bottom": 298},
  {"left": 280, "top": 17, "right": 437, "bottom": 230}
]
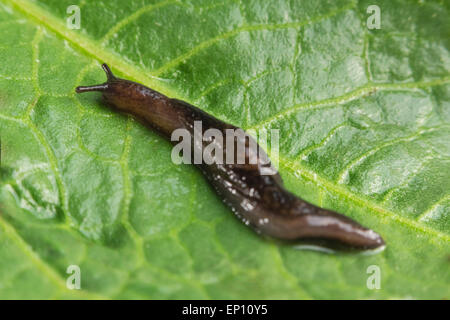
[{"left": 5, "top": 0, "right": 449, "bottom": 243}]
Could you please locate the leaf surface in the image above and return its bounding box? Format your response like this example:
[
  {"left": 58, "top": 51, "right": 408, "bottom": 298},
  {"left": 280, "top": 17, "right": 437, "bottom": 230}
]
[{"left": 0, "top": 0, "right": 449, "bottom": 299}]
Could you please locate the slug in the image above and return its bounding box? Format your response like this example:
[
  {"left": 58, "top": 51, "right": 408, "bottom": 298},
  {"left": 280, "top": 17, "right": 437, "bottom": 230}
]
[{"left": 76, "top": 64, "right": 385, "bottom": 251}]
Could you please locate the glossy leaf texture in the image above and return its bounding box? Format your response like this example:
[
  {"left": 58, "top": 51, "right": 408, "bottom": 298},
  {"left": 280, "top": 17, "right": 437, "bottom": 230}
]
[{"left": 0, "top": 0, "right": 449, "bottom": 299}]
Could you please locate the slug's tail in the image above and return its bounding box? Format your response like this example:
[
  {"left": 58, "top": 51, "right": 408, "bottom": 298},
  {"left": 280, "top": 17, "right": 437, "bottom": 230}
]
[
  {"left": 75, "top": 63, "right": 116, "bottom": 93},
  {"left": 256, "top": 189, "right": 385, "bottom": 251},
  {"left": 314, "top": 212, "right": 385, "bottom": 251},
  {"left": 290, "top": 207, "right": 386, "bottom": 251}
]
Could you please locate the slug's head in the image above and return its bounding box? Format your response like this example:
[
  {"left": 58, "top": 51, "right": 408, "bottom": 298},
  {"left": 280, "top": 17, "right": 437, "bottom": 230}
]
[{"left": 75, "top": 64, "right": 148, "bottom": 113}]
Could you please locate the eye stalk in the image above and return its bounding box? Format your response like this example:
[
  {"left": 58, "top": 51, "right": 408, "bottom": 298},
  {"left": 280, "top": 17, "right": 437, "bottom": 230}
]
[
  {"left": 101, "top": 63, "right": 116, "bottom": 81},
  {"left": 75, "top": 63, "right": 116, "bottom": 93}
]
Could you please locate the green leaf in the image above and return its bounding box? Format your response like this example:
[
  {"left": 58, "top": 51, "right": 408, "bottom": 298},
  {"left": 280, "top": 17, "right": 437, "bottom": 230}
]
[{"left": 0, "top": 0, "right": 449, "bottom": 299}]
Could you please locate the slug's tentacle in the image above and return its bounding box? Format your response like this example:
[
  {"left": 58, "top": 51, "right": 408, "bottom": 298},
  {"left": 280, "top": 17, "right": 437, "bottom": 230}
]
[
  {"left": 101, "top": 63, "right": 116, "bottom": 81},
  {"left": 75, "top": 64, "right": 116, "bottom": 93},
  {"left": 75, "top": 84, "right": 109, "bottom": 93},
  {"left": 76, "top": 63, "right": 385, "bottom": 251}
]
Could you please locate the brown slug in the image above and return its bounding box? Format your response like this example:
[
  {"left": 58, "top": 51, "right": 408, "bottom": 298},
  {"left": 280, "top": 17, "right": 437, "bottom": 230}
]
[{"left": 76, "top": 63, "right": 385, "bottom": 251}]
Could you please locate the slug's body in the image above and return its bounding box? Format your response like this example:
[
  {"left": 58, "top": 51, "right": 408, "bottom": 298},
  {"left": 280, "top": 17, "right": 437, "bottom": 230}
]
[{"left": 76, "top": 64, "right": 385, "bottom": 251}]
